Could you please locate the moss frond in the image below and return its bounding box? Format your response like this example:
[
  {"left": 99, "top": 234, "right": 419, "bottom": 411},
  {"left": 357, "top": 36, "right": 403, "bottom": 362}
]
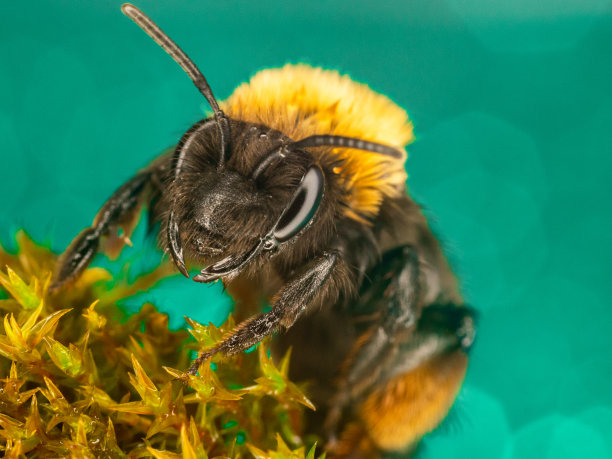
[{"left": 0, "top": 231, "right": 322, "bottom": 458}]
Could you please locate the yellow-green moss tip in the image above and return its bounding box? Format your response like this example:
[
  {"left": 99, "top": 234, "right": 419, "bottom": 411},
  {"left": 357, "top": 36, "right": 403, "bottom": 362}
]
[{"left": 0, "top": 231, "right": 323, "bottom": 458}]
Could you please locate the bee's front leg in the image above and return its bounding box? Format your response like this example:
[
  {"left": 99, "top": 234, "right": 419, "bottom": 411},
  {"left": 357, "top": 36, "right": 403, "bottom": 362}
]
[
  {"left": 187, "top": 250, "right": 344, "bottom": 375},
  {"left": 50, "top": 171, "right": 154, "bottom": 291}
]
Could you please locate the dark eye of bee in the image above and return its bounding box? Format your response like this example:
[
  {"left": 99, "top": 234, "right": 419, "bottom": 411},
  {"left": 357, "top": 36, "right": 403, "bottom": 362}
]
[{"left": 273, "top": 166, "right": 324, "bottom": 242}]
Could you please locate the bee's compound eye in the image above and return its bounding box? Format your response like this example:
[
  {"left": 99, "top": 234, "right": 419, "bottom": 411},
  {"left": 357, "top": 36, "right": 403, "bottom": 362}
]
[{"left": 273, "top": 166, "right": 324, "bottom": 243}]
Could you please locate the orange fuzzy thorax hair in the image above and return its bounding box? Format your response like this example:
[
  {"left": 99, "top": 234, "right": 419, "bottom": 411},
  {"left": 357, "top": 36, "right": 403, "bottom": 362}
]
[{"left": 221, "top": 64, "right": 414, "bottom": 222}]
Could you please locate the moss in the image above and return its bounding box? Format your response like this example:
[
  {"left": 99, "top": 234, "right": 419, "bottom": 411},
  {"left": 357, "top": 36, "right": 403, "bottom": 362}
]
[{"left": 0, "top": 231, "right": 322, "bottom": 458}]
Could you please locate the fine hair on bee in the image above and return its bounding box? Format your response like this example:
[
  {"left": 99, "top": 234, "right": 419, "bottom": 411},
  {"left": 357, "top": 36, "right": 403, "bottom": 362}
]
[{"left": 51, "top": 4, "right": 477, "bottom": 457}]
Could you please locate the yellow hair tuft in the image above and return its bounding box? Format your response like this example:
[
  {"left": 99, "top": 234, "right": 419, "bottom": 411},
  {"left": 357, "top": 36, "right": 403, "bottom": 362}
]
[{"left": 222, "top": 64, "right": 414, "bottom": 221}]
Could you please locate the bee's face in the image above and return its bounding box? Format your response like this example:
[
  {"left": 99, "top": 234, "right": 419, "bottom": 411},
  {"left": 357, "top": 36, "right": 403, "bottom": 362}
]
[
  {"left": 166, "top": 119, "right": 322, "bottom": 272},
  {"left": 182, "top": 168, "right": 271, "bottom": 258}
]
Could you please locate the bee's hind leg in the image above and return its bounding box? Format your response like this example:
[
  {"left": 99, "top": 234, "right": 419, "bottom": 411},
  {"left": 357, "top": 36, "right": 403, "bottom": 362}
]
[
  {"left": 50, "top": 171, "right": 153, "bottom": 291},
  {"left": 344, "top": 305, "right": 476, "bottom": 457},
  {"left": 325, "top": 244, "right": 476, "bottom": 457},
  {"left": 324, "top": 245, "right": 422, "bottom": 447}
]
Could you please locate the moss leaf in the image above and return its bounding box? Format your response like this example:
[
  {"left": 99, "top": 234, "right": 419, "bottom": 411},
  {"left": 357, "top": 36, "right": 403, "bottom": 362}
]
[{"left": 0, "top": 267, "right": 40, "bottom": 310}]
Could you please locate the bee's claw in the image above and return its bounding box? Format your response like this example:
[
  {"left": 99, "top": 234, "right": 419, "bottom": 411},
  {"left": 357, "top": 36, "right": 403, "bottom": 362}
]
[
  {"left": 172, "top": 375, "right": 190, "bottom": 385},
  {"left": 187, "top": 349, "right": 216, "bottom": 375}
]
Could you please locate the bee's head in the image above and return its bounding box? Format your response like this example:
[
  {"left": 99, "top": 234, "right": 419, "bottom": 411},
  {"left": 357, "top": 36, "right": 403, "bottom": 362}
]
[
  {"left": 122, "top": 3, "right": 404, "bottom": 281},
  {"left": 163, "top": 118, "right": 334, "bottom": 282}
]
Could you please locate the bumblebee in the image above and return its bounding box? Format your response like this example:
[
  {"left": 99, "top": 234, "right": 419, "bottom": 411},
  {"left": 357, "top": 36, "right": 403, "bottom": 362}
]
[{"left": 51, "top": 4, "right": 476, "bottom": 457}]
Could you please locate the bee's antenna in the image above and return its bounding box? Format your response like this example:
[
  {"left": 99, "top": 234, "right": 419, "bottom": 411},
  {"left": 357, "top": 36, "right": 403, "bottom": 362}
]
[
  {"left": 164, "top": 118, "right": 216, "bottom": 278},
  {"left": 121, "top": 3, "right": 230, "bottom": 167},
  {"left": 290, "top": 135, "right": 404, "bottom": 159}
]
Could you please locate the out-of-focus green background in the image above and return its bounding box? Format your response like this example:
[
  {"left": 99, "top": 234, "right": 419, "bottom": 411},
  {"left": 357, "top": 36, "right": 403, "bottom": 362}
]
[{"left": 1, "top": 0, "right": 611, "bottom": 457}]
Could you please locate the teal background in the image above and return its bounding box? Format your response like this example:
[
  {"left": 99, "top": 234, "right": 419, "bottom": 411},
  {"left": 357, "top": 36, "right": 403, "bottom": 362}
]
[{"left": 1, "top": 0, "right": 611, "bottom": 456}]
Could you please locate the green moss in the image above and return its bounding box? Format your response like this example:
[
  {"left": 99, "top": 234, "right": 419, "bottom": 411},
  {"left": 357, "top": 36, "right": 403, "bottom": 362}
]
[{"left": 0, "top": 231, "right": 322, "bottom": 458}]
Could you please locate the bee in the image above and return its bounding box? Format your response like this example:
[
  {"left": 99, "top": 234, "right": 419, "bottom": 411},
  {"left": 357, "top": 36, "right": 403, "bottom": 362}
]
[{"left": 51, "top": 4, "right": 476, "bottom": 457}]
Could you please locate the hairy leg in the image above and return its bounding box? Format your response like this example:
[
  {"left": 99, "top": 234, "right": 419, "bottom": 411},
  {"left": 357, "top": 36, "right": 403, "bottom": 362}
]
[
  {"left": 325, "top": 244, "right": 476, "bottom": 455},
  {"left": 50, "top": 171, "right": 154, "bottom": 291},
  {"left": 187, "top": 251, "right": 341, "bottom": 375},
  {"left": 325, "top": 245, "right": 422, "bottom": 443},
  {"left": 332, "top": 305, "right": 476, "bottom": 457}
]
